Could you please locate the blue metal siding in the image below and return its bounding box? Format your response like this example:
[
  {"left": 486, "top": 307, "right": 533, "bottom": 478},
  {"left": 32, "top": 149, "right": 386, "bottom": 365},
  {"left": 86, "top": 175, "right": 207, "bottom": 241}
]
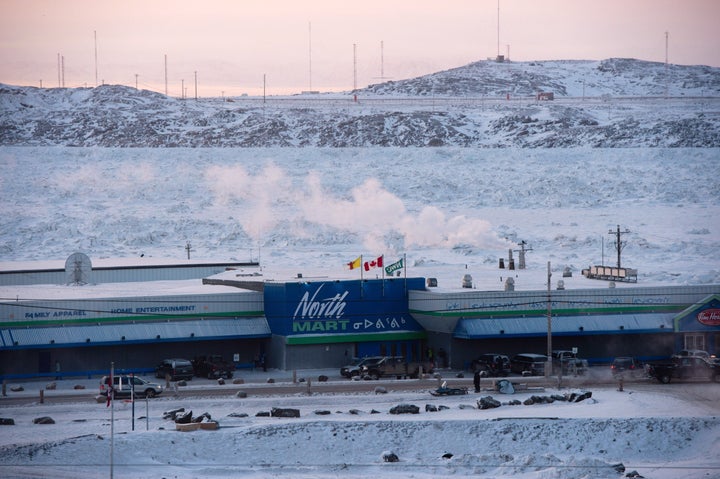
[
  {"left": 454, "top": 313, "right": 676, "bottom": 339},
  {"left": 0, "top": 317, "right": 270, "bottom": 349}
]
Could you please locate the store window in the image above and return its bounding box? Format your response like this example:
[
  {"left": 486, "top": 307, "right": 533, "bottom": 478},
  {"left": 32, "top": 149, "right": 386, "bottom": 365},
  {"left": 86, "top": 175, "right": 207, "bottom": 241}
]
[{"left": 684, "top": 333, "right": 705, "bottom": 351}]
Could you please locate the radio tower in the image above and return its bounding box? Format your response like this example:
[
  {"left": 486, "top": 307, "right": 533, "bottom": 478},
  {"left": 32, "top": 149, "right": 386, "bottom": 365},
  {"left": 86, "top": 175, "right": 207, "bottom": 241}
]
[
  {"left": 353, "top": 43, "right": 357, "bottom": 91},
  {"left": 664, "top": 31, "right": 669, "bottom": 98}
]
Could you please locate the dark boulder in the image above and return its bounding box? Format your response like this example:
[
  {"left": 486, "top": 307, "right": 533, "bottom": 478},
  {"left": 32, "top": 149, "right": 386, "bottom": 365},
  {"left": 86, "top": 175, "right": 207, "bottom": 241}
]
[
  {"left": 271, "top": 407, "right": 300, "bottom": 418},
  {"left": 382, "top": 451, "right": 399, "bottom": 463},
  {"left": 477, "top": 396, "right": 501, "bottom": 409},
  {"left": 389, "top": 404, "right": 420, "bottom": 415},
  {"left": 192, "top": 412, "right": 212, "bottom": 423},
  {"left": 163, "top": 407, "right": 185, "bottom": 420},
  {"left": 174, "top": 410, "right": 193, "bottom": 424},
  {"left": 33, "top": 416, "right": 55, "bottom": 424}
]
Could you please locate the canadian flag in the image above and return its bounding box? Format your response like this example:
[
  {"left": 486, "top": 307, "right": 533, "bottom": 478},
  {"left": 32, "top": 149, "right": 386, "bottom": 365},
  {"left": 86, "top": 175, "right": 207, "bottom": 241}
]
[{"left": 363, "top": 255, "right": 383, "bottom": 271}]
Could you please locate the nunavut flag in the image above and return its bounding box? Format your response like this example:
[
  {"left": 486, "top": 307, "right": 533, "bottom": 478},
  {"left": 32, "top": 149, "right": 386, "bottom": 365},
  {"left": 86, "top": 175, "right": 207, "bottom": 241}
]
[
  {"left": 346, "top": 256, "right": 362, "bottom": 270},
  {"left": 364, "top": 255, "right": 384, "bottom": 271}
]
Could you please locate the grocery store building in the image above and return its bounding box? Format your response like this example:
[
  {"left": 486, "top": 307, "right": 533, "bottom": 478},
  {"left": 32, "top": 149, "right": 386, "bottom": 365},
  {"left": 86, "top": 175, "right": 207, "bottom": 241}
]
[{"left": 1, "top": 255, "right": 719, "bottom": 378}]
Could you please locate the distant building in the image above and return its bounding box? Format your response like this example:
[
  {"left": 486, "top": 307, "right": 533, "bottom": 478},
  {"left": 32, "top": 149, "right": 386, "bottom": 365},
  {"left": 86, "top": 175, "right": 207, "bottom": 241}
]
[{"left": 536, "top": 92, "right": 554, "bottom": 101}]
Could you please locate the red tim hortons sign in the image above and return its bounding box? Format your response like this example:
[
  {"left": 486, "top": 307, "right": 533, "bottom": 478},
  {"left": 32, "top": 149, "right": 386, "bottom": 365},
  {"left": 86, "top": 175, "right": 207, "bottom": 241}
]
[{"left": 697, "top": 309, "right": 720, "bottom": 326}]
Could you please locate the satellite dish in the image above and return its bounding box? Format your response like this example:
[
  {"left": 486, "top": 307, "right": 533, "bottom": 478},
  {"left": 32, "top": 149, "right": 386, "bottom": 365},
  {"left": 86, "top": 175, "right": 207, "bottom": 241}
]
[{"left": 65, "top": 252, "right": 92, "bottom": 285}]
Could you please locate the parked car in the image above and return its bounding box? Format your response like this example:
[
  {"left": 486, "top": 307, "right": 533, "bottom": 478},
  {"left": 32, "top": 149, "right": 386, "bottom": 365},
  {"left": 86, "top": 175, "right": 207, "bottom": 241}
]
[
  {"left": 510, "top": 353, "right": 548, "bottom": 376},
  {"left": 551, "top": 350, "right": 589, "bottom": 376},
  {"left": 192, "top": 355, "right": 234, "bottom": 379},
  {"left": 155, "top": 358, "right": 194, "bottom": 381},
  {"left": 471, "top": 353, "right": 511, "bottom": 377},
  {"left": 340, "top": 356, "right": 382, "bottom": 378},
  {"left": 99, "top": 375, "right": 163, "bottom": 398},
  {"left": 360, "top": 356, "right": 433, "bottom": 380},
  {"left": 672, "top": 349, "right": 709, "bottom": 359},
  {"left": 611, "top": 356, "right": 644, "bottom": 378}
]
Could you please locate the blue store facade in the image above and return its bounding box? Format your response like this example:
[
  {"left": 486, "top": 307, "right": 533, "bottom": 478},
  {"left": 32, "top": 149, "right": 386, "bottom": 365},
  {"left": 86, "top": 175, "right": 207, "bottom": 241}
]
[{"left": 263, "top": 277, "right": 428, "bottom": 370}]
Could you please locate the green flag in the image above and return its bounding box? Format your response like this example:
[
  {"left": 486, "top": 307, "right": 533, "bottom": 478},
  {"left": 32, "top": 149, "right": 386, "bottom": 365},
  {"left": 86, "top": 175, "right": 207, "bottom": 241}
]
[{"left": 384, "top": 258, "right": 404, "bottom": 275}]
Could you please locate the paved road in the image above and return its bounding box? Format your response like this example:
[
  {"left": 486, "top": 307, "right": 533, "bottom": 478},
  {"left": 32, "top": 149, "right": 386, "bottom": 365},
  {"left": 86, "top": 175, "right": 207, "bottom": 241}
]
[{"left": 2, "top": 372, "right": 718, "bottom": 409}]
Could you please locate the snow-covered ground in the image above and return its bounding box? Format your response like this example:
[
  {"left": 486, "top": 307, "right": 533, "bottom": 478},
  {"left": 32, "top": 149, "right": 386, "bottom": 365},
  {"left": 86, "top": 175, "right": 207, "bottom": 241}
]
[{"left": 1, "top": 371, "right": 719, "bottom": 479}]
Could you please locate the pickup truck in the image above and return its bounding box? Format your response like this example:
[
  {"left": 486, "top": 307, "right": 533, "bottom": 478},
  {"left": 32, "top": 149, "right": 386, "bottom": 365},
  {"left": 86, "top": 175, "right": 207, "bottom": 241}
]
[
  {"left": 552, "top": 350, "right": 589, "bottom": 376},
  {"left": 646, "top": 355, "right": 720, "bottom": 384},
  {"left": 360, "top": 356, "right": 433, "bottom": 380}
]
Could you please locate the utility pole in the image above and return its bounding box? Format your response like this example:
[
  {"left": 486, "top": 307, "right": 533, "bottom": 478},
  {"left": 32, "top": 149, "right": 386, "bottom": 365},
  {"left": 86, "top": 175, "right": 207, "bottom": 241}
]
[
  {"left": 194, "top": 71, "right": 198, "bottom": 100},
  {"left": 135, "top": 74, "right": 138, "bottom": 90},
  {"left": 164, "top": 54, "right": 168, "bottom": 96},
  {"left": 608, "top": 225, "right": 630, "bottom": 269},
  {"left": 545, "top": 261, "right": 552, "bottom": 378}
]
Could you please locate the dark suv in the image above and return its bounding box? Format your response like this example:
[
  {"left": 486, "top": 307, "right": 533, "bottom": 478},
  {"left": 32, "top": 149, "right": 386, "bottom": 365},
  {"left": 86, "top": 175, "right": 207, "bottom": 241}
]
[
  {"left": 471, "top": 353, "right": 511, "bottom": 377},
  {"left": 99, "top": 375, "right": 163, "bottom": 398},
  {"left": 155, "top": 358, "right": 194, "bottom": 381},
  {"left": 192, "top": 355, "right": 235, "bottom": 379},
  {"left": 510, "top": 353, "right": 548, "bottom": 376}
]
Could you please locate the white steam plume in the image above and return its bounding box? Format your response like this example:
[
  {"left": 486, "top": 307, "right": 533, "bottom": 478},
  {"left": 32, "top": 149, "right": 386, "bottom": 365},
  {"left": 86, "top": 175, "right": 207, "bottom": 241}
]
[{"left": 205, "top": 166, "right": 508, "bottom": 252}]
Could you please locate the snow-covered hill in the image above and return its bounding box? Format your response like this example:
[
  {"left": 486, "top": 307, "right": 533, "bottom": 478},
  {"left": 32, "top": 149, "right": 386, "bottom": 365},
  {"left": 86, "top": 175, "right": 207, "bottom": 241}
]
[{"left": 1, "top": 58, "right": 719, "bottom": 148}]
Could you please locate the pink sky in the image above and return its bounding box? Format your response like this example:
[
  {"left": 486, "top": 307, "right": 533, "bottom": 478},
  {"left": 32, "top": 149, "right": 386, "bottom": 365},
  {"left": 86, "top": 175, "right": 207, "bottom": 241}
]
[{"left": 1, "top": 0, "right": 718, "bottom": 96}]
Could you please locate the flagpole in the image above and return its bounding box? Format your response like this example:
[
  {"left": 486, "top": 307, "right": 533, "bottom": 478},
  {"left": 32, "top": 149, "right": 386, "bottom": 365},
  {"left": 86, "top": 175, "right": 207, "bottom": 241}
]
[
  {"left": 110, "top": 361, "right": 114, "bottom": 479},
  {"left": 360, "top": 254, "right": 363, "bottom": 298},
  {"left": 404, "top": 253, "right": 407, "bottom": 293},
  {"left": 381, "top": 254, "right": 385, "bottom": 296}
]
